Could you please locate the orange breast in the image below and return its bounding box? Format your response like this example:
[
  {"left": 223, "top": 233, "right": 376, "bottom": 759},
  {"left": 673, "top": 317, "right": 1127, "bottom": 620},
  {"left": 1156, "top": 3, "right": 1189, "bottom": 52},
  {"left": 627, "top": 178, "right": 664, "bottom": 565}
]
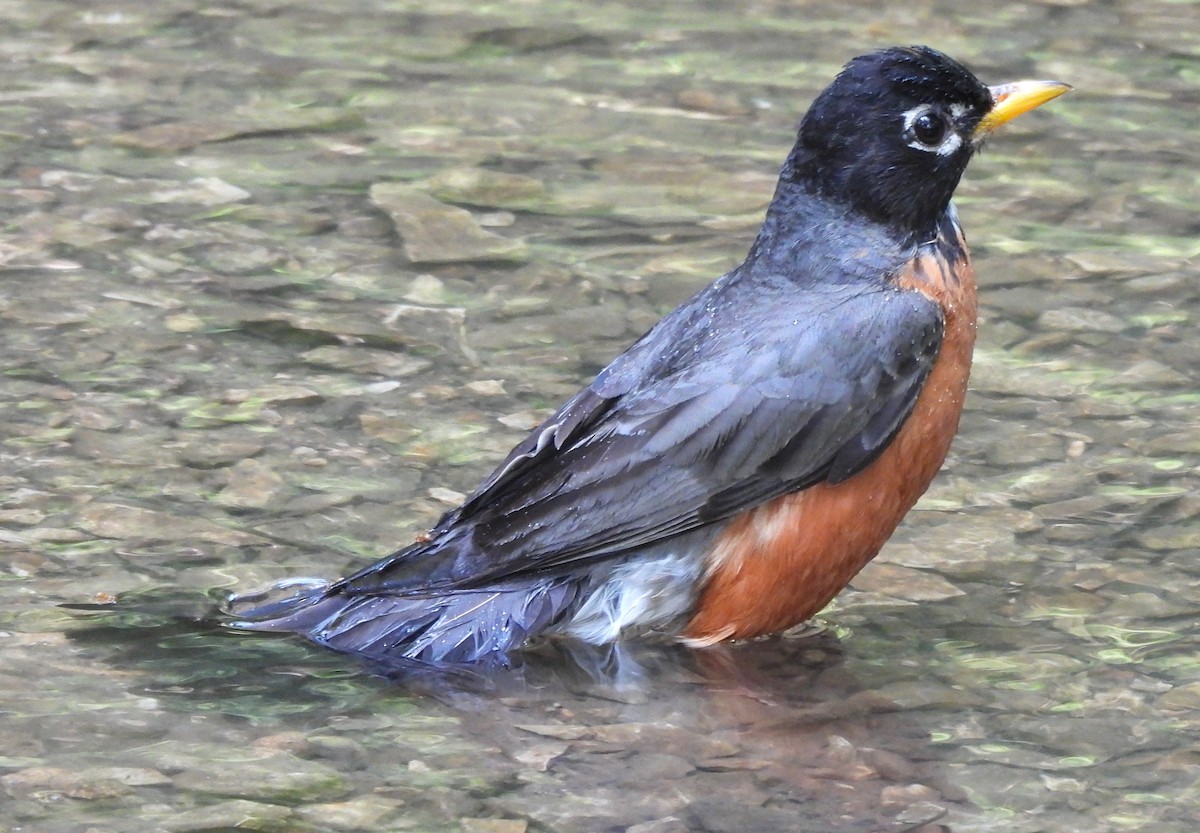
[{"left": 683, "top": 237, "right": 978, "bottom": 645}]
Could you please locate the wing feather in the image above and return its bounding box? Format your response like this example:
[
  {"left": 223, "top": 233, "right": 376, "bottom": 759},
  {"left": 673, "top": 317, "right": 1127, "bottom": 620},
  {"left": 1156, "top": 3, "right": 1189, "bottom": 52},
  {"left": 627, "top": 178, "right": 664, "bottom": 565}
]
[{"left": 338, "top": 276, "right": 943, "bottom": 595}]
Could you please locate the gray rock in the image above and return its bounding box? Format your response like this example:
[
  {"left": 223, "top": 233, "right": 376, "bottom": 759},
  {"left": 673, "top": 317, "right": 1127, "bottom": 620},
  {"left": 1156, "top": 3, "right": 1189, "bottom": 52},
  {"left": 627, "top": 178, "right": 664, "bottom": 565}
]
[
  {"left": 215, "top": 458, "right": 287, "bottom": 509},
  {"left": 1, "top": 765, "right": 167, "bottom": 800},
  {"left": 1137, "top": 525, "right": 1200, "bottom": 552},
  {"left": 625, "top": 818, "right": 691, "bottom": 833},
  {"left": 160, "top": 799, "right": 293, "bottom": 832},
  {"left": 296, "top": 795, "right": 399, "bottom": 830},
  {"left": 197, "top": 242, "right": 287, "bottom": 276},
  {"left": 301, "top": 345, "right": 432, "bottom": 377},
  {"left": 369, "top": 184, "right": 526, "bottom": 264},
  {"left": 382, "top": 303, "right": 479, "bottom": 365},
  {"left": 76, "top": 503, "right": 267, "bottom": 547},
  {"left": 426, "top": 167, "right": 548, "bottom": 209},
  {"left": 850, "top": 563, "right": 966, "bottom": 602},
  {"left": 1038, "top": 306, "right": 1127, "bottom": 334},
  {"left": 172, "top": 753, "right": 349, "bottom": 803},
  {"left": 461, "top": 819, "right": 529, "bottom": 833}
]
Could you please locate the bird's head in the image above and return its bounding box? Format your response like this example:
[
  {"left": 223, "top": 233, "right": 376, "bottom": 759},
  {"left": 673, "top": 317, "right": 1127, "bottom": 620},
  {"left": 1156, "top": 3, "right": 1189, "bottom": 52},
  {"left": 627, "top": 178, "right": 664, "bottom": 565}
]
[{"left": 784, "top": 45, "right": 1070, "bottom": 240}]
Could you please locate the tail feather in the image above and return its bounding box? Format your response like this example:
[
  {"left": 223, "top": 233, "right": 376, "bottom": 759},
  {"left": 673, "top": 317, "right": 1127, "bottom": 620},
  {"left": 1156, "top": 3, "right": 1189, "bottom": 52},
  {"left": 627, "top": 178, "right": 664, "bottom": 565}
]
[{"left": 228, "top": 577, "right": 581, "bottom": 666}]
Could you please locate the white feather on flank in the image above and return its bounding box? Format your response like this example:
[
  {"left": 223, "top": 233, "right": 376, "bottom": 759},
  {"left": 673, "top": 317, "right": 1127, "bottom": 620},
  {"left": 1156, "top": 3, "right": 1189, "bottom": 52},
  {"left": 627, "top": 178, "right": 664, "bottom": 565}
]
[
  {"left": 554, "top": 551, "right": 704, "bottom": 644},
  {"left": 697, "top": 497, "right": 800, "bottom": 583}
]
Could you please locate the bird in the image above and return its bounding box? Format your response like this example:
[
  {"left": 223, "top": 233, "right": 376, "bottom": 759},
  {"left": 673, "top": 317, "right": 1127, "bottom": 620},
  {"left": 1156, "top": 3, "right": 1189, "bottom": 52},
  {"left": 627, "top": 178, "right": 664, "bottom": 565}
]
[{"left": 230, "top": 45, "right": 1069, "bottom": 667}]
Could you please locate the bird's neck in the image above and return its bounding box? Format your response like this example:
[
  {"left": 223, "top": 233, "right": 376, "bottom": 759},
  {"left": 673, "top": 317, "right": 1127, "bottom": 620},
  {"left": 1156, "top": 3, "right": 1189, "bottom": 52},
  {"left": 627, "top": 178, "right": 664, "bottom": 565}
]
[{"left": 742, "top": 177, "right": 915, "bottom": 283}]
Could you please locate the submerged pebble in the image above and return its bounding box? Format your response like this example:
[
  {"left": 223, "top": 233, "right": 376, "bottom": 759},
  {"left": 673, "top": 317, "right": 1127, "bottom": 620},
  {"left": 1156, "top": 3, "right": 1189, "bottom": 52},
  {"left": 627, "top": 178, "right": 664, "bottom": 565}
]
[
  {"left": 370, "top": 184, "right": 528, "bottom": 264},
  {"left": 171, "top": 753, "right": 349, "bottom": 803}
]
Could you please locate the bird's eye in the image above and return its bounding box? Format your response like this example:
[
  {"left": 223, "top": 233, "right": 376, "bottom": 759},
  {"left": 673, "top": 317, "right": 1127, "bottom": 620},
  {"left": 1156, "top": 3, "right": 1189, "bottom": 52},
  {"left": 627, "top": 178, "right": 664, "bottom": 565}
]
[
  {"left": 911, "top": 112, "right": 947, "bottom": 147},
  {"left": 901, "top": 105, "right": 962, "bottom": 156}
]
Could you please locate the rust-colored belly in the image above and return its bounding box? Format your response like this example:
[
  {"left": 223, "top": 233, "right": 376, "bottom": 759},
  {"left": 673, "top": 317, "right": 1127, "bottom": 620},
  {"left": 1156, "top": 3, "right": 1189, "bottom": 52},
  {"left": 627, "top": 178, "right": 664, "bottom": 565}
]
[{"left": 683, "top": 240, "right": 978, "bottom": 645}]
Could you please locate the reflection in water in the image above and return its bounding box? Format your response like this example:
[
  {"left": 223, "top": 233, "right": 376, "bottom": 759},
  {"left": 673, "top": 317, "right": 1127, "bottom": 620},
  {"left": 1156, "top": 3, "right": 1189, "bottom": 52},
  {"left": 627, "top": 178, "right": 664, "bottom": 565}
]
[
  {"left": 64, "top": 587, "right": 847, "bottom": 698},
  {"left": 65, "top": 594, "right": 956, "bottom": 832}
]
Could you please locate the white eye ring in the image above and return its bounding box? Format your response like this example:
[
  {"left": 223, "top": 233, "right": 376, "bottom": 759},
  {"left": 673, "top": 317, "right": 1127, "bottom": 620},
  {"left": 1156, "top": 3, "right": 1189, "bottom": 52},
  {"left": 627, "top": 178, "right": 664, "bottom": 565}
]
[{"left": 902, "top": 104, "right": 963, "bottom": 156}]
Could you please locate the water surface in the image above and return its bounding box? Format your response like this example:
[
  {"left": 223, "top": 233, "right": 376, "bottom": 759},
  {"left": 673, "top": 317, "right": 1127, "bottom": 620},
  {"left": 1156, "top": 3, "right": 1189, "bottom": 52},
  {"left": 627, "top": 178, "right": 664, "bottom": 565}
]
[{"left": 2, "top": 1, "right": 1198, "bottom": 831}]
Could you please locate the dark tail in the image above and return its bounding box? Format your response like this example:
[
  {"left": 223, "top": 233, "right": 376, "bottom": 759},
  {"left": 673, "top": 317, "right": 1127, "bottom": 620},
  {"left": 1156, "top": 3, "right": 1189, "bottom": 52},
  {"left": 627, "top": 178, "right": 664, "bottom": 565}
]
[{"left": 227, "top": 576, "right": 581, "bottom": 666}]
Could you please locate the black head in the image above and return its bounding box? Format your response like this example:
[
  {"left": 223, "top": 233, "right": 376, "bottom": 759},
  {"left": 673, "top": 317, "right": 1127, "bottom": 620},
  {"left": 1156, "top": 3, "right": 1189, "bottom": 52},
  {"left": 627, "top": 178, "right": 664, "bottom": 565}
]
[{"left": 784, "top": 46, "right": 994, "bottom": 239}]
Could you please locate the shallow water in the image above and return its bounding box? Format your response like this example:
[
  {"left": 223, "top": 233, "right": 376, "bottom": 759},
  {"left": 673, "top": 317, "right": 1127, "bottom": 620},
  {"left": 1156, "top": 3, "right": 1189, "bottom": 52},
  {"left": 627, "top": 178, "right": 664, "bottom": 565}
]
[{"left": 2, "top": 1, "right": 1198, "bottom": 831}]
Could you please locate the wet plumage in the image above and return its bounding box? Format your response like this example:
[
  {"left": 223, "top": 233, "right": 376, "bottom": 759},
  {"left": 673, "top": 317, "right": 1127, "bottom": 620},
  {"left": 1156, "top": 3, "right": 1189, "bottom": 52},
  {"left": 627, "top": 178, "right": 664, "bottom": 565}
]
[{"left": 230, "top": 46, "right": 1068, "bottom": 666}]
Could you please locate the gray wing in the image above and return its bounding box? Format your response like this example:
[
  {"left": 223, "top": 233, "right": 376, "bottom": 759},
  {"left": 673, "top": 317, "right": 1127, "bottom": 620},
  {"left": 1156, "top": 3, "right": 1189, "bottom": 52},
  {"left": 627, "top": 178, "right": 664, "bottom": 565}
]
[{"left": 338, "top": 276, "right": 943, "bottom": 594}]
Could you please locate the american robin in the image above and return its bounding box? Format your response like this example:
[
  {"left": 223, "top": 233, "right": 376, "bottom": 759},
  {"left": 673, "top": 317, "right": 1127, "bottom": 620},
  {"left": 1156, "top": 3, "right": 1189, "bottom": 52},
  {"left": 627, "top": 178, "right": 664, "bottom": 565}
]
[{"left": 231, "top": 46, "right": 1069, "bottom": 666}]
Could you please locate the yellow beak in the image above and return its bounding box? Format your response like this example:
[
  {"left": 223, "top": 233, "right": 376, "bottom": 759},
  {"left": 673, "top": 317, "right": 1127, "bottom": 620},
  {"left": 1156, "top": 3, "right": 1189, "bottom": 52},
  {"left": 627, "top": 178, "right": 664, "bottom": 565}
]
[{"left": 974, "top": 79, "right": 1072, "bottom": 137}]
